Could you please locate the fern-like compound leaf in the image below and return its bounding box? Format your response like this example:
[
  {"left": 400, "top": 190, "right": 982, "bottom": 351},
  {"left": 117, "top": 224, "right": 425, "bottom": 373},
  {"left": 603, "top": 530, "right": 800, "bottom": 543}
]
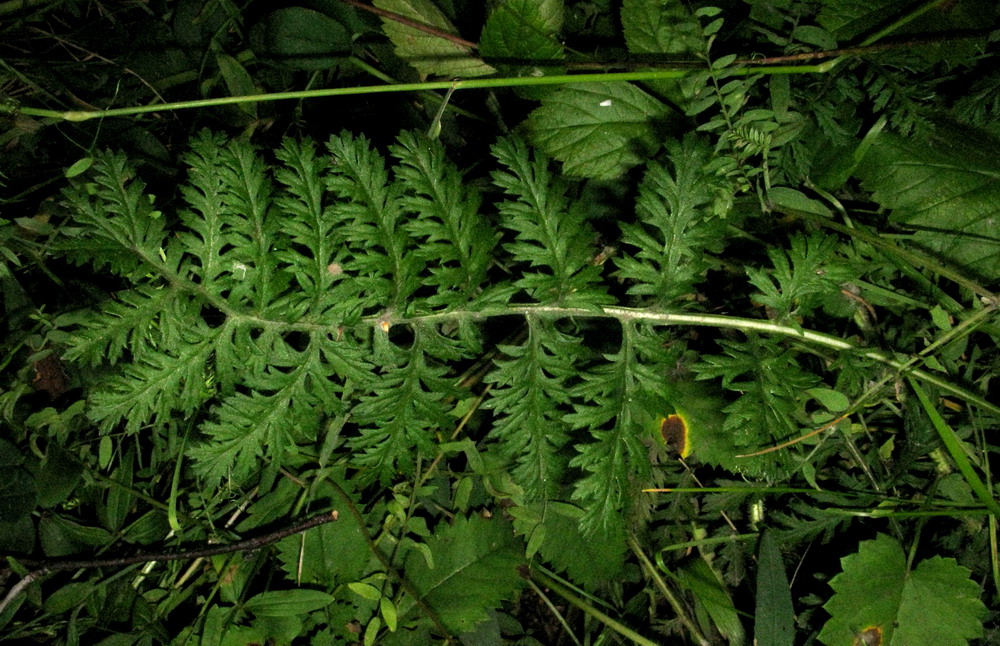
[
  {"left": 326, "top": 131, "right": 422, "bottom": 313},
  {"left": 747, "top": 231, "right": 856, "bottom": 324},
  {"left": 484, "top": 316, "right": 583, "bottom": 500},
  {"left": 272, "top": 137, "right": 345, "bottom": 317},
  {"left": 60, "top": 150, "right": 168, "bottom": 278},
  {"left": 491, "top": 136, "right": 611, "bottom": 307},
  {"left": 350, "top": 324, "right": 461, "bottom": 484},
  {"left": 615, "top": 134, "right": 730, "bottom": 305},
  {"left": 89, "top": 327, "right": 218, "bottom": 434},
  {"left": 694, "top": 335, "right": 819, "bottom": 477},
  {"left": 55, "top": 285, "right": 177, "bottom": 367},
  {"left": 390, "top": 131, "right": 496, "bottom": 308},
  {"left": 567, "top": 323, "right": 668, "bottom": 533}
]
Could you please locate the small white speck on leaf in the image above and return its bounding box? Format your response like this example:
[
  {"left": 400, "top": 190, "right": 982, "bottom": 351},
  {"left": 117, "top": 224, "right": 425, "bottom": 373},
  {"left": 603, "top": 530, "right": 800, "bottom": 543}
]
[{"left": 599, "top": 99, "right": 613, "bottom": 107}]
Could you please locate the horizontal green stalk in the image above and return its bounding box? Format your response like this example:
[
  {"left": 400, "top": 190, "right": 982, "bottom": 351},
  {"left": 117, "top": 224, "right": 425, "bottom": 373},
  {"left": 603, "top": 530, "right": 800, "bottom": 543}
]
[{"left": 10, "top": 64, "right": 839, "bottom": 122}]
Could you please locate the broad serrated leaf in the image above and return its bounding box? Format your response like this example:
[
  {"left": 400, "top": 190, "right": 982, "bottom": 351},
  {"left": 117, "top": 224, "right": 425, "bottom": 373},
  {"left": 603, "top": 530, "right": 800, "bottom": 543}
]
[
  {"left": 621, "top": 0, "right": 702, "bottom": 54},
  {"left": 373, "top": 0, "right": 494, "bottom": 78},
  {"left": 255, "top": 7, "right": 352, "bottom": 71},
  {"left": 817, "top": 0, "right": 992, "bottom": 65},
  {"left": 402, "top": 515, "right": 524, "bottom": 634},
  {"left": 479, "top": 0, "right": 564, "bottom": 77},
  {"left": 526, "top": 82, "right": 674, "bottom": 179},
  {"left": 855, "top": 122, "right": 1000, "bottom": 280},
  {"left": 816, "top": 0, "right": 913, "bottom": 41},
  {"left": 510, "top": 501, "right": 626, "bottom": 589},
  {"left": 819, "top": 534, "right": 986, "bottom": 646},
  {"left": 275, "top": 483, "right": 370, "bottom": 585},
  {"left": 620, "top": 0, "right": 710, "bottom": 107}
]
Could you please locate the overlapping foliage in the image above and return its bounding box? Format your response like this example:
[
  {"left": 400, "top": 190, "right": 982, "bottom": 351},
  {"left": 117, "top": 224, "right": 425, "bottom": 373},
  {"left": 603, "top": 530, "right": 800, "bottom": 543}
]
[{"left": 2, "top": 0, "right": 999, "bottom": 644}]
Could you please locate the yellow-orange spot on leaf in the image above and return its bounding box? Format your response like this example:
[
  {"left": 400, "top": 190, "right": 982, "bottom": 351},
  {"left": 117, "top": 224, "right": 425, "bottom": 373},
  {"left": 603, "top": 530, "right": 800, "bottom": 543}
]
[
  {"left": 379, "top": 320, "right": 391, "bottom": 333},
  {"left": 659, "top": 414, "right": 691, "bottom": 458},
  {"left": 853, "top": 625, "right": 882, "bottom": 646}
]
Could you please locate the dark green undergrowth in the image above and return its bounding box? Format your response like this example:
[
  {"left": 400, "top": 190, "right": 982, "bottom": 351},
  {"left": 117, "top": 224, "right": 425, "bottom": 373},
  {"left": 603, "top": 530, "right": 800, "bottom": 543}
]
[{"left": 2, "top": 1, "right": 1000, "bottom": 645}]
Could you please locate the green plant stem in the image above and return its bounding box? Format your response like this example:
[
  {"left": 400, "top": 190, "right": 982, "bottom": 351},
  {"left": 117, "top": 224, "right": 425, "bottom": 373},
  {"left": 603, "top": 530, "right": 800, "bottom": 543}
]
[
  {"left": 373, "top": 305, "right": 999, "bottom": 415},
  {"left": 530, "top": 569, "right": 660, "bottom": 646},
  {"left": 326, "top": 480, "right": 453, "bottom": 643},
  {"left": 909, "top": 378, "right": 1000, "bottom": 517},
  {"left": 781, "top": 207, "right": 999, "bottom": 306},
  {"left": 212, "top": 298, "right": 996, "bottom": 415},
  {"left": 10, "top": 66, "right": 838, "bottom": 122},
  {"left": 526, "top": 578, "right": 584, "bottom": 646},
  {"left": 627, "top": 533, "right": 710, "bottom": 646},
  {"left": 859, "top": 0, "right": 951, "bottom": 47}
]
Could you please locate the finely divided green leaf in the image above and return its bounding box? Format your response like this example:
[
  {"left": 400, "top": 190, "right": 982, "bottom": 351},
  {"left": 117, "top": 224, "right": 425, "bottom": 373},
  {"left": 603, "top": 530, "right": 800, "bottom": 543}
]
[
  {"left": 491, "top": 136, "right": 610, "bottom": 306},
  {"left": 484, "top": 316, "right": 582, "bottom": 500},
  {"left": 567, "top": 324, "right": 665, "bottom": 533},
  {"left": 614, "top": 134, "right": 730, "bottom": 305},
  {"left": 350, "top": 326, "right": 458, "bottom": 484},
  {"left": 390, "top": 131, "right": 495, "bottom": 306}
]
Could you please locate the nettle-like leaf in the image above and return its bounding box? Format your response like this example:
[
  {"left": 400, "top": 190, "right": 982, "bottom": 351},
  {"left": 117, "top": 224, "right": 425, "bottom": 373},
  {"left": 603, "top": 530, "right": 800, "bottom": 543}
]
[
  {"left": 526, "top": 81, "right": 675, "bottom": 179},
  {"left": 819, "top": 534, "right": 986, "bottom": 646},
  {"left": 373, "top": 0, "right": 494, "bottom": 78},
  {"left": 855, "top": 121, "right": 1000, "bottom": 281},
  {"left": 510, "top": 500, "right": 626, "bottom": 589},
  {"left": 615, "top": 134, "right": 731, "bottom": 305},
  {"left": 274, "top": 474, "right": 371, "bottom": 585},
  {"left": 479, "top": 0, "right": 564, "bottom": 77},
  {"left": 620, "top": 0, "right": 708, "bottom": 106},
  {"left": 401, "top": 514, "right": 524, "bottom": 634}
]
